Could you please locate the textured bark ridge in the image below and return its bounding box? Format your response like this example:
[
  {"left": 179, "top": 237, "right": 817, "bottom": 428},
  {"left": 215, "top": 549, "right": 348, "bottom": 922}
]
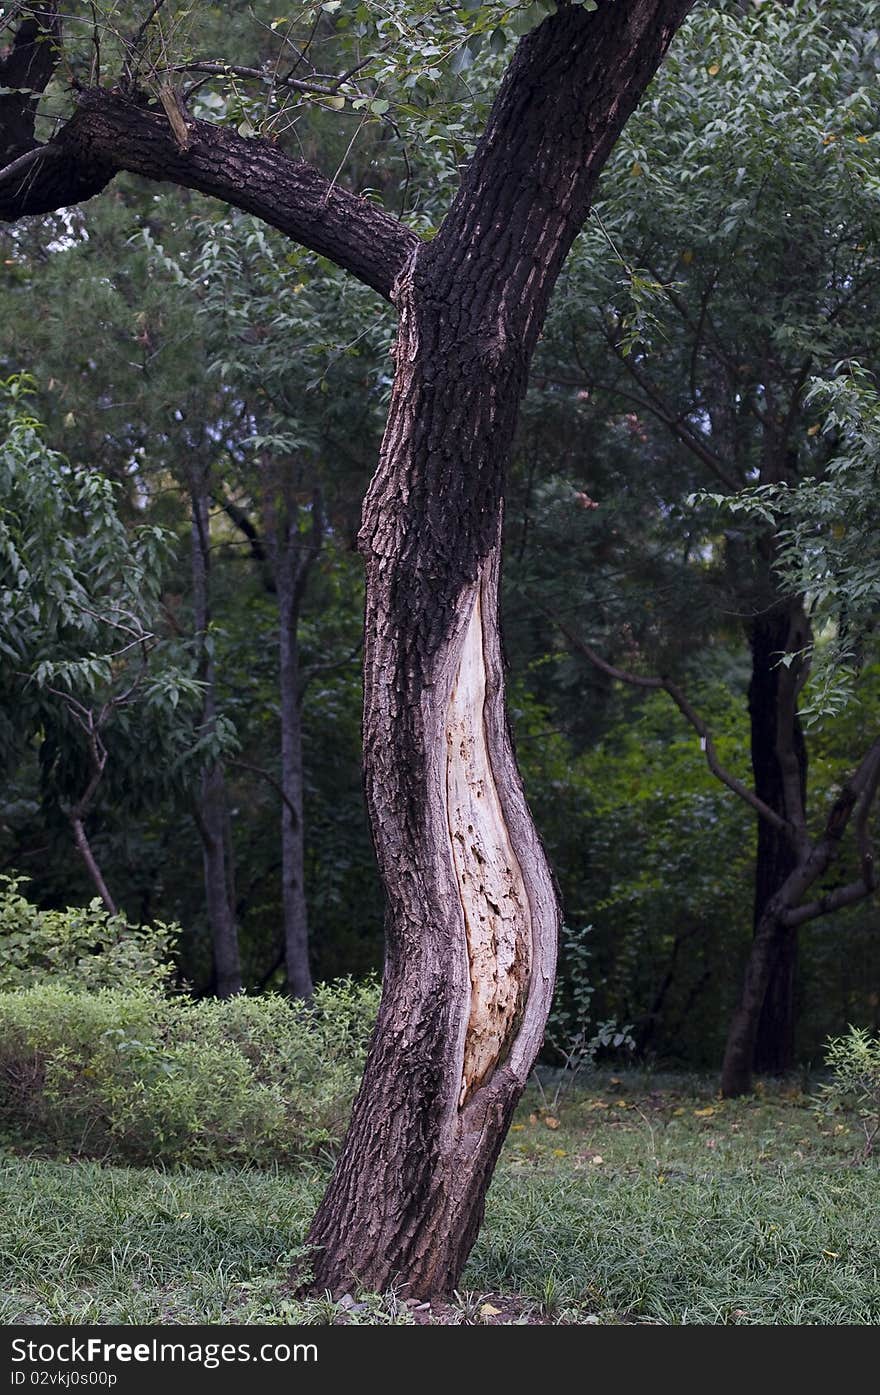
[{"left": 446, "top": 578, "right": 532, "bottom": 1107}]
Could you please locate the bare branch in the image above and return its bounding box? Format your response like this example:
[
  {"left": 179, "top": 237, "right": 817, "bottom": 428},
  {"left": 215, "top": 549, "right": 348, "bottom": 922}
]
[
  {"left": 299, "top": 637, "right": 363, "bottom": 698},
  {"left": 0, "top": 141, "right": 61, "bottom": 187},
  {"left": 167, "top": 60, "right": 338, "bottom": 99},
  {"left": 776, "top": 736, "right": 880, "bottom": 924},
  {"left": 599, "top": 320, "right": 742, "bottom": 492},
  {"left": 229, "top": 757, "right": 299, "bottom": 826},
  {"left": 129, "top": 0, "right": 169, "bottom": 59},
  {"left": 551, "top": 612, "right": 794, "bottom": 837},
  {"left": 70, "top": 814, "right": 117, "bottom": 915},
  {"left": 782, "top": 875, "right": 873, "bottom": 929},
  {"left": 1, "top": 90, "right": 418, "bottom": 300}
]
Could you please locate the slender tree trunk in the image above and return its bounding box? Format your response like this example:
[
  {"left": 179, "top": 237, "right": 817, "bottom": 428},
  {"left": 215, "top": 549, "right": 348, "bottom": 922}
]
[
  {"left": 305, "top": 3, "right": 694, "bottom": 1297},
  {"left": 70, "top": 813, "right": 117, "bottom": 916},
  {"left": 721, "top": 599, "right": 809, "bottom": 1097},
  {"left": 748, "top": 604, "right": 808, "bottom": 1074},
  {"left": 190, "top": 475, "right": 241, "bottom": 998},
  {"left": 278, "top": 566, "right": 313, "bottom": 999}
]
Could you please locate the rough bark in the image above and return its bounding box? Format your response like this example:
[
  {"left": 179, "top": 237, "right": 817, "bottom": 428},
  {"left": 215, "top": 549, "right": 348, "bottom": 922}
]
[
  {"left": 305, "top": 2, "right": 695, "bottom": 1296},
  {"left": 190, "top": 475, "right": 241, "bottom": 999},
  {"left": 0, "top": 86, "right": 416, "bottom": 299}
]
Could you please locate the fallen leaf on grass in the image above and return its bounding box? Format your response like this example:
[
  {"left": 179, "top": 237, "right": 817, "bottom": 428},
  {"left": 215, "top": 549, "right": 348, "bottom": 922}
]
[
  {"left": 480, "top": 1303, "right": 502, "bottom": 1317},
  {"left": 544, "top": 1116, "right": 560, "bottom": 1130},
  {"left": 694, "top": 1106, "right": 716, "bottom": 1118}
]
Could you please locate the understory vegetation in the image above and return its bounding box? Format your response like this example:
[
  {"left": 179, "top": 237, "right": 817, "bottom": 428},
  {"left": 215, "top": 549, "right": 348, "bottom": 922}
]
[{"left": 2, "top": 1076, "right": 877, "bottom": 1325}]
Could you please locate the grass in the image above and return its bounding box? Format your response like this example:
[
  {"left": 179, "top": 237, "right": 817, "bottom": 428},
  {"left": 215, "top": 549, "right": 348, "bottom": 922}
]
[{"left": 1, "top": 1071, "right": 879, "bottom": 1325}]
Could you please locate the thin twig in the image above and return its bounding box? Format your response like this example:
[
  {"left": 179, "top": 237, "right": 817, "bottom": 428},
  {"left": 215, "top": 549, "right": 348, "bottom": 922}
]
[
  {"left": 0, "top": 143, "right": 61, "bottom": 188},
  {"left": 229, "top": 757, "right": 300, "bottom": 824}
]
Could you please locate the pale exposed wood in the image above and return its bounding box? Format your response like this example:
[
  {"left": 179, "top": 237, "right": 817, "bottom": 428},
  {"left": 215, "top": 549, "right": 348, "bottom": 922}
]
[{"left": 445, "top": 582, "right": 531, "bottom": 1107}]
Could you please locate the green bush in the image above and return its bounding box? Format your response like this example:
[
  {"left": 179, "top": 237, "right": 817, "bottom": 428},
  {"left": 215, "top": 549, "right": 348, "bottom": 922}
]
[
  {"left": 816, "top": 1025, "right": 880, "bottom": 1158},
  {"left": 0, "top": 875, "right": 178, "bottom": 992},
  {"left": 0, "top": 977, "right": 379, "bottom": 1166}
]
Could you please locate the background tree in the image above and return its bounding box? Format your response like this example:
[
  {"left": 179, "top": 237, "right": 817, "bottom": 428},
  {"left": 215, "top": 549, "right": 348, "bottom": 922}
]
[{"left": 520, "top": 0, "right": 880, "bottom": 1089}]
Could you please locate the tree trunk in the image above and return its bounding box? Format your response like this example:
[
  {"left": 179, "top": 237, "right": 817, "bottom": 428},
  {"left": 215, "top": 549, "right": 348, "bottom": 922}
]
[
  {"left": 0, "top": 0, "right": 695, "bottom": 1302},
  {"left": 70, "top": 813, "right": 117, "bottom": 916},
  {"left": 721, "top": 601, "right": 808, "bottom": 1096},
  {"left": 197, "top": 763, "right": 241, "bottom": 998},
  {"left": 748, "top": 604, "right": 808, "bottom": 1074},
  {"left": 305, "top": 3, "right": 694, "bottom": 1296},
  {"left": 190, "top": 475, "right": 241, "bottom": 999},
  {"left": 721, "top": 901, "right": 787, "bottom": 1098},
  {"left": 278, "top": 566, "right": 313, "bottom": 999}
]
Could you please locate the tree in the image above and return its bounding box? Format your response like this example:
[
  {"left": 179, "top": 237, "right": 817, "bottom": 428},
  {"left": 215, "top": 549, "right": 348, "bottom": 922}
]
[
  {"left": 0, "top": 0, "right": 693, "bottom": 1295},
  {"left": 0, "top": 376, "right": 218, "bottom": 914},
  {"left": 525, "top": 0, "right": 880, "bottom": 1087},
  {"left": 710, "top": 366, "right": 880, "bottom": 1094},
  {"left": 184, "top": 220, "right": 387, "bottom": 997}
]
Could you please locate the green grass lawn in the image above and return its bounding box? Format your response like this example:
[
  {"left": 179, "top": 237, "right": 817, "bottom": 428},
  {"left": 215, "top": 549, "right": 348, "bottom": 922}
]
[{"left": 2, "top": 1072, "right": 878, "bottom": 1325}]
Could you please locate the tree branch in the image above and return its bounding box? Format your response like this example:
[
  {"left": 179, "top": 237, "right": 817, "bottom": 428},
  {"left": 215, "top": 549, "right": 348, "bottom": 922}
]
[
  {"left": 0, "top": 5, "right": 62, "bottom": 165},
  {"left": 0, "top": 140, "right": 61, "bottom": 187},
  {"left": 600, "top": 322, "right": 742, "bottom": 491},
  {"left": 773, "top": 735, "right": 880, "bottom": 926},
  {"left": 215, "top": 492, "right": 277, "bottom": 593},
  {"left": 1, "top": 87, "right": 417, "bottom": 300},
  {"left": 782, "top": 874, "right": 873, "bottom": 929},
  {"left": 552, "top": 612, "right": 793, "bottom": 837},
  {"left": 229, "top": 756, "right": 299, "bottom": 826}
]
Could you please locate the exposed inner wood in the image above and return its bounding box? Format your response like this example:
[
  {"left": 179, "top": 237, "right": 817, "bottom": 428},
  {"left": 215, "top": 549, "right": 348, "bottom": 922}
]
[{"left": 446, "top": 584, "right": 532, "bottom": 1107}]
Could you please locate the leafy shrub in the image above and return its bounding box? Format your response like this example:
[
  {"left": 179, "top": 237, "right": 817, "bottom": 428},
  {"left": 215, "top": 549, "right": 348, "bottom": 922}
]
[
  {"left": 537, "top": 924, "right": 634, "bottom": 1109},
  {"left": 0, "top": 977, "right": 379, "bottom": 1166},
  {"left": 0, "top": 875, "right": 178, "bottom": 993},
  {"left": 815, "top": 1025, "right": 880, "bottom": 1158}
]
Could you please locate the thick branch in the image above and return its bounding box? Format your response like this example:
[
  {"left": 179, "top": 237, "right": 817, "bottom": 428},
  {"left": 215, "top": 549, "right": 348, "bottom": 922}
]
[
  {"left": 554, "top": 615, "right": 792, "bottom": 836},
  {"left": 229, "top": 757, "right": 299, "bottom": 826},
  {"left": 782, "top": 875, "right": 873, "bottom": 929},
  {"left": 216, "top": 493, "right": 276, "bottom": 593},
  {"left": 781, "top": 739, "right": 880, "bottom": 927},
  {"left": 0, "top": 87, "right": 416, "bottom": 299}
]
